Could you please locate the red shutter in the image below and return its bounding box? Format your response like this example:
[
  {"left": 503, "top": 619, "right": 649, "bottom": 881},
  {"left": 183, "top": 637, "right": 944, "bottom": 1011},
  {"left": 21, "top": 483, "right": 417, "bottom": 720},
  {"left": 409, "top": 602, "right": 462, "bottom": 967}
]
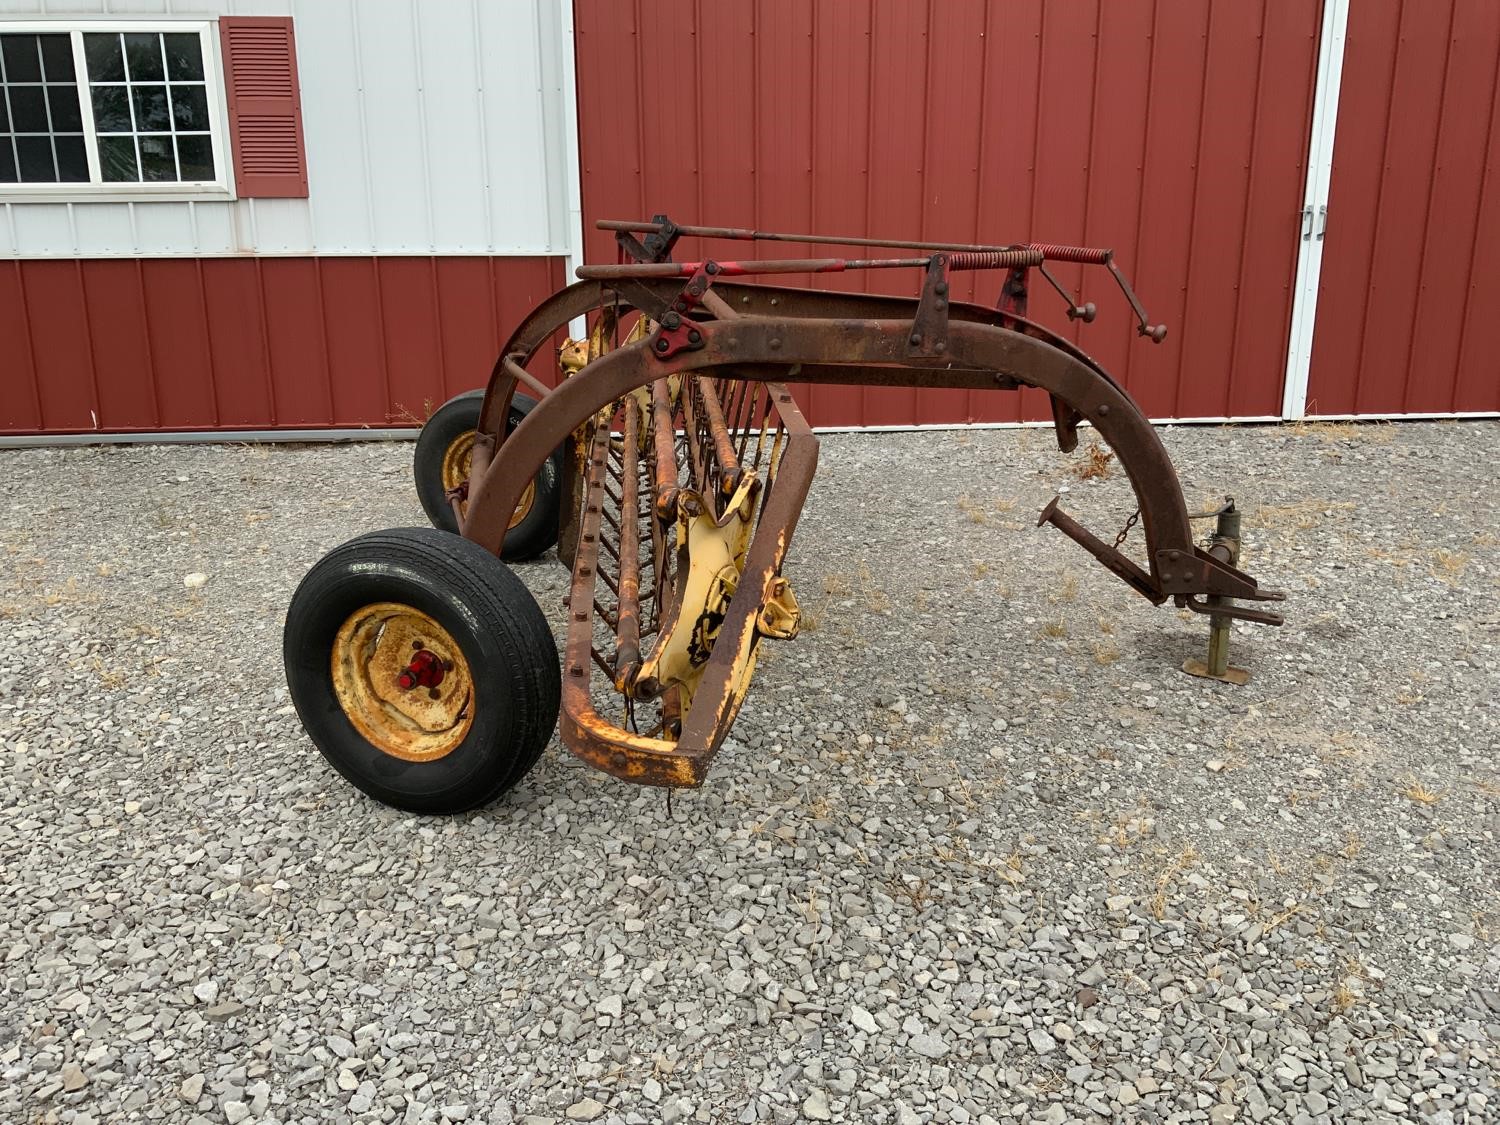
[{"left": 220, "top": 17, "right": 308, "bottom": 199}]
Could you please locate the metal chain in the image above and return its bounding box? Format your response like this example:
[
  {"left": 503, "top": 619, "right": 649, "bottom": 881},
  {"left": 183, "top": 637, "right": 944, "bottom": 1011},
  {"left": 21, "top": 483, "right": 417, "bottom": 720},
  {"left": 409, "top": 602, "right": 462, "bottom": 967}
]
[{"left": 1113, "top": 507, "right": 1141, "bottom": 550}]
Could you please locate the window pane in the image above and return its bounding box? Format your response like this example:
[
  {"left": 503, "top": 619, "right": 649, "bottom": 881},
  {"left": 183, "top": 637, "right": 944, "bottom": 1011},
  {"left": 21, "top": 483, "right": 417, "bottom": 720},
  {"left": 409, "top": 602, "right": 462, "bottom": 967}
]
[
  {"left": 138, "top": 134, "right": 174, "bottom": 181},
  {"left": 9, "top": 86, "right": 47, "bottom": 133},
  {"left": 176, "top": 133, "right": 214, "bottom": 181},
  {"left": 98, "top": 134, "right": 137, "bottom": 181},
  {"left": 132, "top": 85, "right": 169, "bottom": 131},
  {"left": 54, "top": 134, "right": 87, "bottom": 181},
  {"left": 91, "top": 86, "right": 132, "bottom": 133},
  {"left": 83, "top": 34, "right": 125, "bottom": 82},
  {"left": 2, "top": 35, "right": 42, "bottom": 83},
  {"left": 48, "top": 85, "right": 83, "bottom": 132},
  {"left": 38, "top": 34, "right": 74, "bottom": 82},
  {"left": 16, "top": 135, "right": 54, "bottom": 181},
  {"left": 0, "top": 29, "right": 220, "bottom": 191},
  {"left": 171, "top": 84, "right": 209, "bottom": 131},
  {"left": 123, "top": 33, "right": 164, "bottom": 81},
  {"left": 163, "top": 33, "right": 204, "bottom": 81}
]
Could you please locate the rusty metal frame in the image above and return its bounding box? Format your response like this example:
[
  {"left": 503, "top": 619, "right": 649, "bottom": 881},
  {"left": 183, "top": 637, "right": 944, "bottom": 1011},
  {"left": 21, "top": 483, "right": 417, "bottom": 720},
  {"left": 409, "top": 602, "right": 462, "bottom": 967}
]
[
  {"left": 560, "top": 382, "right": 817, "bottom": 786},
  {"left": 452, "top": 219, "right": 1285, "bottom": 788},
  {"left": 471, "top": 316, "right": 1278, "bottom": 595}
]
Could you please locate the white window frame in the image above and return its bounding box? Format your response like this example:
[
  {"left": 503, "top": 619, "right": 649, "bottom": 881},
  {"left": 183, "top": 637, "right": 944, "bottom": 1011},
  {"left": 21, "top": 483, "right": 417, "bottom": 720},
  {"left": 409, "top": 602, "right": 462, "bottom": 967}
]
[{"left": 0, "top": 18, "right": 234, "bottom": 202}]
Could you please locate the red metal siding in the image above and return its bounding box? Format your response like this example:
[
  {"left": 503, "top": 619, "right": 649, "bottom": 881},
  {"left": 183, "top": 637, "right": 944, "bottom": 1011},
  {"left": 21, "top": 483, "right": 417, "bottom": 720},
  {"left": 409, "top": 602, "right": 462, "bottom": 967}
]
[
  {"left": 573, "top": 0, "right": 1322, "bottom": 425},
  {"left": 0, "top": 256, "right": 564, "bottom": 436},
  {"left": 1307, "top": 0, "right": 1500, "bottom": 415}
]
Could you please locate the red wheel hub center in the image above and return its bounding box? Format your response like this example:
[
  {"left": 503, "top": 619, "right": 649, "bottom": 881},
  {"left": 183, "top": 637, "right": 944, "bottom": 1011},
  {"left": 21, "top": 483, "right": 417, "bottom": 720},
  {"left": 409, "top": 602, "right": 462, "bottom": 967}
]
[{"left": 398, "top": 648, "right": 447, "bottom": 691}]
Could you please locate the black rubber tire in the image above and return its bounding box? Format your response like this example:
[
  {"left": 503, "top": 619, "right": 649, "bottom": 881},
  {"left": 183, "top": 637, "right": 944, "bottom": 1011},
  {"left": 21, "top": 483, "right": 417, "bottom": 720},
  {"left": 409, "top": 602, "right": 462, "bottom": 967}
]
[
  {"left": 283, "top": 527, "right": 560, "bottom": 814},
  {"left": 413, "top": 389, "right": 562, "bottom": 560}
]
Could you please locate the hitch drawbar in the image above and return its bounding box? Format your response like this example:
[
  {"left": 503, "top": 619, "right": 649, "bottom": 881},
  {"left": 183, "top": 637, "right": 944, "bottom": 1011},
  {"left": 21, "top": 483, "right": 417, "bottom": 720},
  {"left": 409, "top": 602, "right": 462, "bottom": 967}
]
[{"left": 1038, "top": 495, "right": 1286, "bottom": 628}]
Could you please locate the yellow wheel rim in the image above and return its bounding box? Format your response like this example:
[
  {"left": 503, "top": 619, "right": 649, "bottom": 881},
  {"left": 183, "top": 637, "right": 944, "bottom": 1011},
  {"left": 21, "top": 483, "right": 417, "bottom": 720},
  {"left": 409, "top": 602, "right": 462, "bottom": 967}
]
[
  {"left": 440, "top": 431, "right": 475, "bottom": 494},
  {"left": 440, "top": 429, "right": 537, "bottom": 531},
  {"left": 331, "top": 602, "right": 474, "bottom": 762}
]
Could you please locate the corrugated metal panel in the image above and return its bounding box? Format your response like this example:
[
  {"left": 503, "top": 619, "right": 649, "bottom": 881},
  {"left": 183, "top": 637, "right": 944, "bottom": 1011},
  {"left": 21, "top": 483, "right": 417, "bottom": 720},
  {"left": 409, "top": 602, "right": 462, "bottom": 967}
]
[
  {"left": 0, "top": 255, "right": 565, "bottom": 434},
  {"left": 0, "top": 0, "right": 574, "bottom": 257},
  {"left": 1306, "top": 0, "right": 1500, "bottom": 415},
  {"left": 573, "top": 0, "right": 1322, "bottom": 425}
]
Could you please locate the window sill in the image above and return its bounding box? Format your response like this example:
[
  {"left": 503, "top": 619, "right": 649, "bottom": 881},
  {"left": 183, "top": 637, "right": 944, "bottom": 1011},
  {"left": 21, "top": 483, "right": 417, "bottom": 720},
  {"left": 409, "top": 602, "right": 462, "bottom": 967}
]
[{"left": 0, "top": 185, "right": 238, "bottom": 204}]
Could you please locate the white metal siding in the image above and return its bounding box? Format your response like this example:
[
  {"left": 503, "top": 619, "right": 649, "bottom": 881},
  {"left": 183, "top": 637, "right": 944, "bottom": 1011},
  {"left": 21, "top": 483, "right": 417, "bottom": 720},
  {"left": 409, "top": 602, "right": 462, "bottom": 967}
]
[{"left": 0, "top": 0, "right": 574, "bottom": 257}]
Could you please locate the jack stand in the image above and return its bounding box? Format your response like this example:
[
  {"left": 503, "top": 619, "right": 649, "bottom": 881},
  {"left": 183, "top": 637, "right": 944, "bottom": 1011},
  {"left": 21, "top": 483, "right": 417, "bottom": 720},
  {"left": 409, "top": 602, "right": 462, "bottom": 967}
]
[{"left": 1182, "top": 499, "right": 1252, "bottom": 686}]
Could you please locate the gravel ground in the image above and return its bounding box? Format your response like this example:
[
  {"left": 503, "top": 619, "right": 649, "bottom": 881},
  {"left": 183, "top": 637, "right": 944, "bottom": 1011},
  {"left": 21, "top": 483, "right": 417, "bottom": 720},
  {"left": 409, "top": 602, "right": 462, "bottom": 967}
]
[{"left": 1, "top": 421, "right": 1497, "bottom": 1125}]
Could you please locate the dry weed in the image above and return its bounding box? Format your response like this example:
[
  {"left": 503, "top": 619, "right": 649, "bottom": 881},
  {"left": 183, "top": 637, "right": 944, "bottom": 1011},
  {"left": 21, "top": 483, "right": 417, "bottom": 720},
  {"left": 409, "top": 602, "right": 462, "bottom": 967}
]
[
  {"left": 1072, "top": 442, "right": 1114, "bottom": 481},
  {"left": 1401, "top": 776, "right": 1442, "bottom": 805}
]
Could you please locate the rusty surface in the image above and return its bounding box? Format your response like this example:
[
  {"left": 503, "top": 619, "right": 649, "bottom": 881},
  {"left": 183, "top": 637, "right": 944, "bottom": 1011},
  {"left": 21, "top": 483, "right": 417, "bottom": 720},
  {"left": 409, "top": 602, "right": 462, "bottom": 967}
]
[
  {"left": 330, "top": 602, "right": 473, "bottom": 763},
  {"left": 648, "top": 377, "right": 680, "bottom": 519},
  {"left": 450, "top": 215, "right": 1285, "bottom": 788},
  {"left": 695, "top": 376, "right": 743, "bottom": 499},
  {"left": 613, "top": 400, "right": 643, "bottom": 688},
  {"left": 597, "top": 217, "right": 1029, "bottom": 255},
  {"left": 578, "top": 249, "right": 1045, "bottom": 280},
  {"left": 558, "top": 378, "right": 816, "bottom": 787}
]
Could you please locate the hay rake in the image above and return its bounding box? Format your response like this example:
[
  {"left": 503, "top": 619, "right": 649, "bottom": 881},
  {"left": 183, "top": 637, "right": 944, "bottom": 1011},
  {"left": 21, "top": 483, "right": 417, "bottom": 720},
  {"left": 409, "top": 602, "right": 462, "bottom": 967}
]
[{"left": 283, "top": 215, "right": 1285, "bottom": 813}]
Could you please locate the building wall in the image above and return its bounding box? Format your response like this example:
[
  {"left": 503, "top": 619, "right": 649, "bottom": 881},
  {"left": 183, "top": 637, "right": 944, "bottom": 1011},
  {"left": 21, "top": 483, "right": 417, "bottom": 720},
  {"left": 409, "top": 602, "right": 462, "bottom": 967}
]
[
  {"left": 1306, "top": 0, "right": 1500, "bottom": 416},
  {"left": 6, "top": 1, "right": 1496, "bottom": 438},
  {"left": 1, "top": 0, "right": 576, "bottom": 436},
  {"left": 0, "top": 0, "right": 575, "bottom": 258},
  {"left": 1, "top": 255, "right": 565, "bottom": 434},
  {"left": 573, "top": 0, "right": 1322, "bottom": 427}
]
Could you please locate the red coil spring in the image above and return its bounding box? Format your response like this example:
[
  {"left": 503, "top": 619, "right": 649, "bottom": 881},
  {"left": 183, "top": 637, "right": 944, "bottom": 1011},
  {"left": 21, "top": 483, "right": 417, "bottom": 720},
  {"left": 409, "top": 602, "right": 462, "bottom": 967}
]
[
  {"left": 1028, "top": 242, "right": 1113, "bottom": 264},
  {"left": 946, "top": 248, "right": 1044, "bottom": 271}
]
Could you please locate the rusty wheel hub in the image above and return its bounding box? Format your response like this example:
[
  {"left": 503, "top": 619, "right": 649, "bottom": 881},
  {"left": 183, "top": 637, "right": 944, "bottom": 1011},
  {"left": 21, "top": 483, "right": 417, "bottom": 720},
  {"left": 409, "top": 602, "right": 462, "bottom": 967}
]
[
  {"left": 441, "top": 429, "right": 536, "bottom": 529},
  {"left": 331, "top": 602, "right": 474, "bottom": 762}
]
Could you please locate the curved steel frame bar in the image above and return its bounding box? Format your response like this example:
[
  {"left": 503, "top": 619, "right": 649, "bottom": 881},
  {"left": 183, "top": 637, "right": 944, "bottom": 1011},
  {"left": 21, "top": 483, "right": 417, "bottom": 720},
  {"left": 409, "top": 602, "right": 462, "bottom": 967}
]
[
  {"left": 473, "top": 278, "right": 1132, "bottom": 438},
  {"left": 467, "top": 315, "right": 1192, "bottom": 574}
]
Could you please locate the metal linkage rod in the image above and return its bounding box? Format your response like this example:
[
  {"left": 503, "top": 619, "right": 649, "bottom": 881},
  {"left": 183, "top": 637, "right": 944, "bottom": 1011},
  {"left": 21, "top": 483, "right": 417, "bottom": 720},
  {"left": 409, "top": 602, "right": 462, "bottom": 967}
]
[
  {"left": 577, "top": 249, "right": 1043, "bottom": 281},
  {"left": 695, "top": 376, "right": 743, "bottom": 497},
  {"left": 613, "top": 403, "right": 642, "bottom": 687},
  {"left": 648, "top": 379, "right": 679, "bottom": 519},
  {"left": 580, "top": 257, "right": 925, "bottom": 279},
  {"left": 679, "top": 380, "right": 709, "bottom": 499},
  {"left": 598, "top": 218, "right": 1024, "bottom": 255}
]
